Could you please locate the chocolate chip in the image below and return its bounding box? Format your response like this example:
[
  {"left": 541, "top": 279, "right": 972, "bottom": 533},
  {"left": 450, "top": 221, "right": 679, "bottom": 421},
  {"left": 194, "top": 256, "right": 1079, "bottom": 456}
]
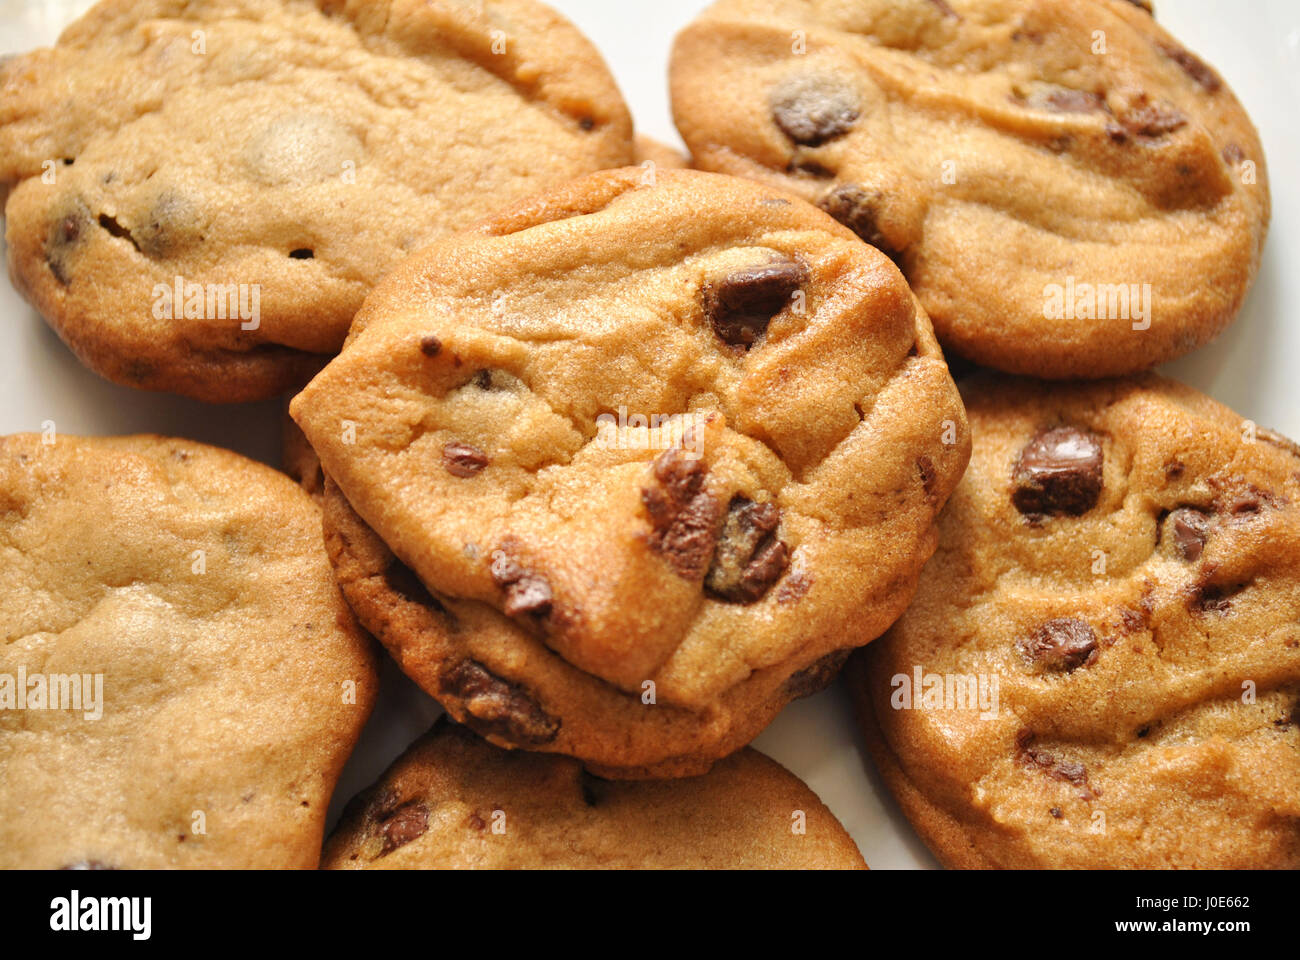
[
  {"left": 776, "top": 570, "right": 813, "bottom": 603},
  {"left": 419, "top": 335, "right": 442, "bottom": 357},
  {"left": 642, "top": 449, "right": 721, "bottom": 580},
  {"left": 1222, "top": 142, "right": 1246, "bottom": 165},
  {"left": 1018, "top": 87, "right": 1107, "bottom": 114},
  {"left": 1168, "top": 507, "right": 1210, "bottom": 561},
  {"left": 705, "top": 497, "right": 790, "bottom": 604},
  {"left": 702, "top": 259, "right": 808, "bottom": 350},
  {"left": 770, "top": 75, "right": 860, "bottom": 146},
  {"left": 1049, "top": 807, "right": 1063, "bottom": 819},
  {"left": 1124, "top": 0, "right": 1153, "bottom": 12},
  {"left": 1018, "top": 618, "right": 1099, "bottom": 673},
  {"left": 46, "top": 206, "right": 88, "bottom": 285},
  {"left": 818, "top": 184, "right": 897, "bottom": 258},
  {"left": 1012, "top": 427, "right": 1104, "bottom": 518},
  {"left": 918, "top": 455, "right": 939, "bottom": 504},
  {"left": 1008, "top": 426, "right": 1102, "bottom": 515},
  {"left": 1017, "top": 732, "right": 1098, "bottom": 799},
  {"left": 443, "top": 441, "right": 489, "bottom": 478},
  {"left": 378, "top": 801, "right": 428, "bottom": 855},
  {"left": 1119, "top": 101, "right": 1188, "bottom": 138},
  {"left": 489, "top": 552, "right": 552, "bottom": 618},
  {"left": 1164, "top": 459, "right": 1186, "bottom": 481},
  {"left": 784, "top": 650, "right": 850, "bottom": 699},
  {"left": 1157, "top": 40, "right": 1222, "bottom": 93},
  {"left": 440, "top": 659, "right": 560, "bottom": 745}
]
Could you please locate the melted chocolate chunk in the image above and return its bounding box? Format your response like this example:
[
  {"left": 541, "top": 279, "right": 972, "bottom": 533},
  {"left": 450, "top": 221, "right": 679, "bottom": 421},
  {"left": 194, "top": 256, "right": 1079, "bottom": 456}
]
[
  {"left": 770, "top": 75, "right": 860, "bottom": 146},
  {"left": 489, "top": 552, "right": 553, "bottom": 618},
  {"left": 442, "top": 441, "right": 489, "bottom": 478},
  {"left": 705, "top": 497, "right": 790, "bottom": 603},
  {"left": 1017, "top": 730, "right": 1098, "bottom": 799},
  {"left": 419, "top": 335, "right": 443, "bottom": 357},
  {"left": 642, "top": 449, "right": 721, "bottom": 580},
  {"left": 378, "top": 801, "right": 429, "bottom": 855},
  {"left": 1018, "top": 618, "right": 1099, "bottom": 673},
  {"left": 46, "top": 207, "right": 88, "bottom": 285},
  {"left": 702, "top": 259, "right": 808, "bottom": 350},
  {"left": 818, "top": 183, "right": 896, "bottom": 257},
  {"left": 1168, "top": 507, "right": 1210, "bottom": 561},
  {"left": 1157, "top": 40, "right": 1222, "bottom": 93},
  {"left": 440, "top": 659, "right": 560, "bottom": 745},
  {"left": 1012, "top": 427, "right": 1105, "bottom": 517},
  {"left": 784, "top": 650, "right": 850, "bottom": 699}
]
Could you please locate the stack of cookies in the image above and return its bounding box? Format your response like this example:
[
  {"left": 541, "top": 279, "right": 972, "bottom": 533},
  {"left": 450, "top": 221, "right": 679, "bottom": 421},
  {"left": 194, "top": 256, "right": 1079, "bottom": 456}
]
[{"left": 0, "top": 0, "right": 1292, "bottom": 870}]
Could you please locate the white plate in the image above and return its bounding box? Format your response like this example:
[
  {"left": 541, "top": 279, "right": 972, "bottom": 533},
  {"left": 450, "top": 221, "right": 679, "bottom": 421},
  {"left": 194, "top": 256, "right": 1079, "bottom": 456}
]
[{"left": 1, "top": 0, "right": 1295, "bottom": 869}]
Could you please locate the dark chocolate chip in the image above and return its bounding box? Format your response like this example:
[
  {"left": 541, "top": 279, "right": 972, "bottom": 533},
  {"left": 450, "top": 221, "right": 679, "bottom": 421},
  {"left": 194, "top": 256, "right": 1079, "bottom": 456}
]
[
  {"left": 378, "top": 801, "right": 428, "bottom": 855},
  {"left": 1118, "top": 101, "right": 1188, "bottom": 138},
  {"left": 705, "top": 497, "right": 790, "bottom": 603},
  {"left": 46, "top": 207, "right": 88, "bottom": 285},
  {"left": 1018, "top": 87, "right": 1107, "bottom": 114},
  {"left": 1124, "top": 0, "right": 1154, "bottom": 12},
  {"left": 770, "top": 75, "right": 860, "bottom": 146},
  {"left": 419, "top": 335, "right": 443, "bottom": 357},
  {"left": 1017, "top": 732, "right": 1098, "bottom": 799},
  {"left": 441, "top": 659, "right": 559, "bottom": 745},
  {"left": 918, "top": 455, "right": 939, "bottom": 504},
  {"left": 1164, "top": 459, "right": 1186, "bottom": 481},
  {"left": 489, "top": 552, "right": 552, "bottom": 618},
  {"left": 642, "top": 449, "right": 721, "bottom": 580},
  {"left": 1018, "top": 618, "right": 1099, "bottom": 673},
  {"left": 1222, "top": 142, "right": 1245, "bottom": 165},
  {"left": 784, "top": 650, "right": 850, "bottom": 699},
  {"left": 1157, "top": 40, "right": 1222, "bottom": 93},
  {"left": 776, "top": 570, "right": 813, "bottom": 603},
  {"left": 1050, "top": 807, "right": 1063, "bottom": 819},
  {"left": 1168, "top": 507, "right": 1210, "bottom": 561},
  {"left": 702, "top": 259, "right": 808, "bottom": 350},
  {"left": 818, "top": 184, "right": 897, "bottom": 258},
  {"left": 443, "top": 441, "right": 489, "bottom": 478},
  {"left": 1012, "top": 426, "right": 1104, "bottom": 517}
]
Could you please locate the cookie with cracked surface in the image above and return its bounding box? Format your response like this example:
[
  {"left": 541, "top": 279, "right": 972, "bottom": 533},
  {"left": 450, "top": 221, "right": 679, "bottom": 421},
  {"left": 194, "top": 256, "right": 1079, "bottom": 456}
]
[
  {"left": 0, "top": 434, "right": 377, "bottom": 868},
  {"left": 670, "top": 0, "right": 1269, "bottom": 378},
  {"left": 0, "top": 0, "right": 632, "bottom": 401},
  {"left": 322, "top": 718, "right": 866, "bottom": 868},
  {"left": 848, "top": 375, "right": 1300, "bottom": 868},
  {"left": 292, "top": 167, "right": 969, "bottom": 777}
]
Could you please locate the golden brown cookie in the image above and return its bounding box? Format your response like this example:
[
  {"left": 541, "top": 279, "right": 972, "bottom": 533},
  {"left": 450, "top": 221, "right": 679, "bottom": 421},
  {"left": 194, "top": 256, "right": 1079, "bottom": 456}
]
[
  {"left": 323, "top": 718, "right": 866, "bottom": 869},
  {"left": 0, "top": 433, "right": 378, "bottom": 868},
  {"left": 1, "top": 0, "right": 632, "bottom": 401},
  {"left": 292, "top": 167, "right": 969, "bottom": 778},
  {"left": 849, "top": 375, "right": 1300, "bottom": 868},
  {"left": 671, "top": 0, "right": 1269, "bottom": 378}
]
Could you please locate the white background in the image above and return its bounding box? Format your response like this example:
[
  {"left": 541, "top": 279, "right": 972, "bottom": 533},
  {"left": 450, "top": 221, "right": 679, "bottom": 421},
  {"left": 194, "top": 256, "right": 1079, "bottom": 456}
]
[{"left": 0, "top": 0, "right": 1295, "bottom": 868}]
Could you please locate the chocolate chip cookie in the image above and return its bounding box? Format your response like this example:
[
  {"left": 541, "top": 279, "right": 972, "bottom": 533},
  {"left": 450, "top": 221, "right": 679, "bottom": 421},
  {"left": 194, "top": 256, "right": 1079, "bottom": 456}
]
[
  {"left": 291, "top": 167, "right": 969, "bottom": 778},
  {"left": 0, "top": 433, "right": 377, "bottom": 868},
  {"left": 848, "top": 375, "right": 1300, "bottom": 868},
  {"left": 323, "top": 718, "right": 866, "bottom": 869},
  {"left": 0, "top": 0, "right": 633, "bottom": 401},
  {"left": 671, "top": 0, "right": 1269, "bottom": 378}
]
